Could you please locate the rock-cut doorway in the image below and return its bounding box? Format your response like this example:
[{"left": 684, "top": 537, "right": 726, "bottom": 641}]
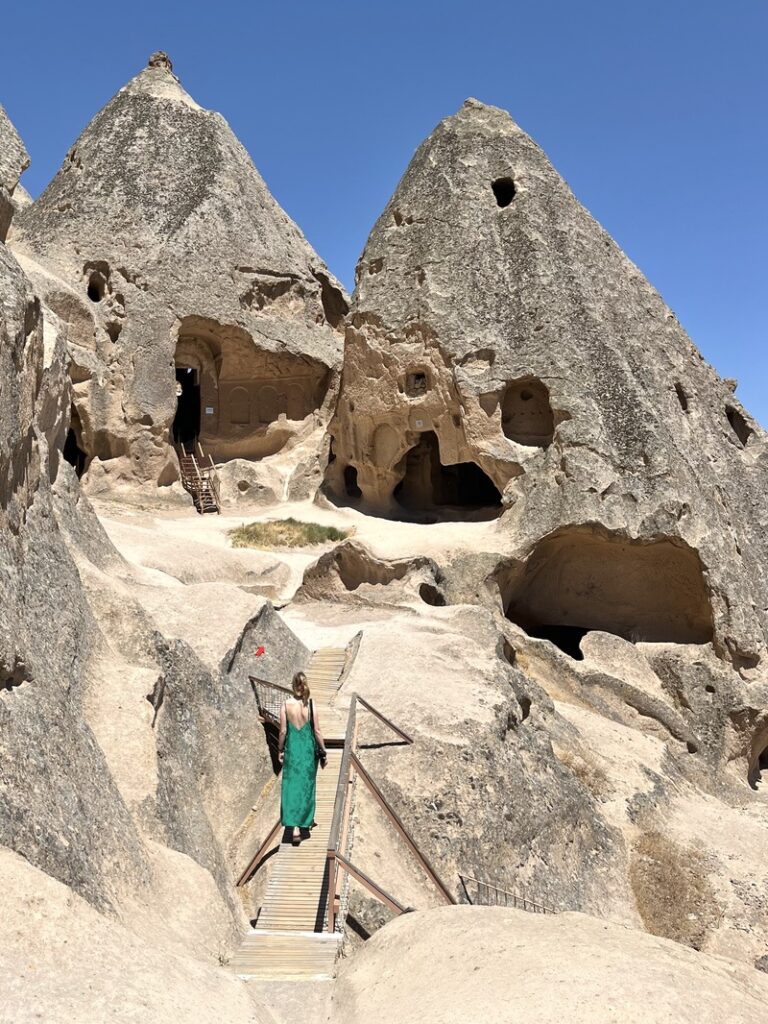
[{"left": 173, "top": 366, "right": 201, "bottom": 451}]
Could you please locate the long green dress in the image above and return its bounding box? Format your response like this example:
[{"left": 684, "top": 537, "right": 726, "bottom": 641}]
[{"left": 280, "top": 716, "right": 317, "bottom": 829}]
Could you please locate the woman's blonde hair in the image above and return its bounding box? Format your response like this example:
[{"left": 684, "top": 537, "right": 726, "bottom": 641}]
[{"left": 291, "top": 671, "right": 310, "bottom": 704}]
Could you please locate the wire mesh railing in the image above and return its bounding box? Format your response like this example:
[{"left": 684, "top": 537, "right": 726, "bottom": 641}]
[{"left": 250, "top": 675, "right": 293, "bottom": 726}]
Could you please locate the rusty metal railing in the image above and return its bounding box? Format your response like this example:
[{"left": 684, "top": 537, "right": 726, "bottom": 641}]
[
  {"left": 324, "top": 695, "right": 454, "bottom": 932},
  {"left": 458, "top": 874, "right": 555, "bottom": 914}
]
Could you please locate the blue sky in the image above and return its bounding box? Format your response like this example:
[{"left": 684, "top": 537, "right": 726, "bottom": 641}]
[{"left": 2, "top": 1, "right": 765, "bottom": 425}]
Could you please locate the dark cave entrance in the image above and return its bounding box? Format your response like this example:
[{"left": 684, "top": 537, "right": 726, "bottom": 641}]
[
  {"left": 63, "top": 407, "right": 88, "bottom": 478},
  {"left": 173, "top": 366, "right": 201, "bottom": 450},
  {"left": 502, "top": 528, "right": 714, "bottom": 659},
  {"left": 749, "top": 745, "right": 768, "bottom": 790},
  {"left": 393, "top": 432, "right": 501, "bottom": 518},
  {"left": 344, "top": 465, "right": 362, "bottom": 499},
  {"left": 525, "top": 624, "right": 589, "bottom": 661}
]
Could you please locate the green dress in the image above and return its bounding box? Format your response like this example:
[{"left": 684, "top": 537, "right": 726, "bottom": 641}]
[{"left": 280, "top": 715, "right": 317, "bottom": 829}]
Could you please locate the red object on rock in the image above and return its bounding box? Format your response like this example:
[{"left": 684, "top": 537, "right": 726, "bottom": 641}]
[{"left": 254, "top": 646, "right": 266, "bottom": 657}]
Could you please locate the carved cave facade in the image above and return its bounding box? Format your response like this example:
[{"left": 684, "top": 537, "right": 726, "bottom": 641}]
[{"left": 172, "top": 316, "right": 330, "bottom": 460}]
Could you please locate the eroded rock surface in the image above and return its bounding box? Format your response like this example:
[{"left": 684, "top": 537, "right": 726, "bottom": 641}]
[
  {"left": 332, "top": 906, "right": 768, "bottom": 1024},
  {"left": 327, "top": 98, "right": 768, "bottom": 677},
  {"left": 11, "top": 55, "right": 348, "bottom": 493}
]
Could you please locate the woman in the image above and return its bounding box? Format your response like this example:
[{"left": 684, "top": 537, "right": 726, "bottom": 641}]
[{"left": 278, "top": 671, "right": 327, "bottom": 844}]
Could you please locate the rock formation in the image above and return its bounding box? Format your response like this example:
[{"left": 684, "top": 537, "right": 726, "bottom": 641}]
[
  {"left": 3, "top": 72, "right": 768, "bottom": 1023},
  {"left": 11, "top": 53, "right": 347, "bottom": 493},
  {"left": 326, "top": 99, "right": 767, "bottom": 671},
  {"left": 316, "top": 99, "right": 768, "bottom": 967},
  {"left": 0, "top": 103, "right": 29, "bottom": 242},
  {"left": 332, "top": 906, "right": 768, "bottom": 1024},
  {"left": 0, "top": 102, "right": 314, "bottom": 1021}
]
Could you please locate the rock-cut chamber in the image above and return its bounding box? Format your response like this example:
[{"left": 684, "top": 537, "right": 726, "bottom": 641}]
[
  {"left": 502, "top": 527, "right": 714, "bottom": 658},
  {"left": 172, "top": 316, "right": 330, "bottom": 459},
  {"left": 392, "top": 431, "right": 502, "bottom": 517}
]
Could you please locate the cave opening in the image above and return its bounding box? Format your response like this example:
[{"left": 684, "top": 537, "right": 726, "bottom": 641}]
[
  {"left": 750, "top": 745, "right": 768, "bottom": 790},
  {"left": 501, "top": 379, "right": 554, "bottom": 447},
  {"left": 419, "top": 582, "right": 446, "bottom": 607},
  {"left": 406, "top": 371, "right": 428, "bottom": 396},
  {"left": 344, "top": 465, "right": 362, "bottom": 499},
  {"left": 726, "top": 405, "right": 753, "bottom": 447},
  {"left": 492, "top": 177, "right": 516, "bottom": 208},
  {"left": 63, "top": 408, "right": 88, "bottom": 478},
  {"left": 502, "top": 528, "right": 714, "bottom": 657},
  {"left": 525, "top": 624, "right": 589, "bottom": 661},
  {"left": 394, "top": 431, "right": 501, "bottom": 515},
  {"left": 86, "top": 271, "right": 106, "bottom": 303},
  {"left": 173, "top": 366, "right": 200, "bottom": 451}
]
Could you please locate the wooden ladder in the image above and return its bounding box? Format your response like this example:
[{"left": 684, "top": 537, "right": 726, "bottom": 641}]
[{"left": 176, "top": 444, "right": 221, "bottom": 515}]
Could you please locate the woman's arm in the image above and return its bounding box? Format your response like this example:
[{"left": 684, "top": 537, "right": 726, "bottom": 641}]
[{"left": 278, "top": 703, "right": 287, "bottom": 764}]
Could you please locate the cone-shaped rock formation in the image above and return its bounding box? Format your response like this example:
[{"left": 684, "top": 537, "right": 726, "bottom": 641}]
[
  {"left": 327, "top": 98, "right": 767, "bottom": 670},
  {"left": 12, "top": 53, "right": 348, "bottom": 487}
]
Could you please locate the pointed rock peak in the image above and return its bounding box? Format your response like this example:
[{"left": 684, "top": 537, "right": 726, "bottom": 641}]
[
  {"left": 443, "top": 97, "right": 527, "bottom": 140},
  {"left": 0, "top": 104, "right": 30, "bottom": 241},
  {"left": 121, "top": 51, "right": 200, "bottom": 110},
  {"left": 147, "top": 50, "right": 174, "bottom": 72}
]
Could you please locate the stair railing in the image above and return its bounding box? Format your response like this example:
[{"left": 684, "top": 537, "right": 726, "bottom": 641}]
[{"left": 458, "top": 873, "right": 555, "bottom": 914}]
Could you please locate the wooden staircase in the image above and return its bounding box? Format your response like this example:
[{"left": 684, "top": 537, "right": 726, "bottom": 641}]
[
  {"left": 176, "top": 444, "right": 221, "bottom": 515},
  {"left": 231, "top": 647, "right": 349, "bottom": 980}
]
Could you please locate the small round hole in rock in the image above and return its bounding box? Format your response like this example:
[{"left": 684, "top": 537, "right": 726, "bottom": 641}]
[
  {"left": 419, "top": 582, "right": 446, "bottom": 607},
  {"left": 686, "top": 741, "right": 698, "bottom": 754},
  {"left": 86, "top": 272, "right": 106, "bottom": 302},
  {"left": 492, "top": 177, "right": 516, "bottom": 208}
]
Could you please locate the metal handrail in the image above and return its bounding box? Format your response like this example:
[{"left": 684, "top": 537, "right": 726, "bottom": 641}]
[
  {"left": 356, "top": 695, "right": 413, "bottom": 744},
  {"left": 327, "top": 697, "right": 358, "bottom": 858},
  {"left": 458, "top": 873, "right": 555, "bottom": 915}
]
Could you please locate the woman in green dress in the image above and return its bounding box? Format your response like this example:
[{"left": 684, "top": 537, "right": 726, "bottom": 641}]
[{"left": 278, "top": 671, "right": 327, "bottom": 844}]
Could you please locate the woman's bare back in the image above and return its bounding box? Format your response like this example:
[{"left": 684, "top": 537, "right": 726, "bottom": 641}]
[{"left": 284, "top": 697, "right": 310, "bottom": 730}]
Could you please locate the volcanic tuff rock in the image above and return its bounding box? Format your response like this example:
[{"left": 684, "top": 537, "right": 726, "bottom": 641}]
[
  {"left": 317, "top": 98, "right": 768, "bottom": 965},
  {"left": 0, "top": 103, "right": 29, "bottom": 241},
  {"left": 0, "top": 105, "right": 310, "bottom": 1021},
  {"left": 327, "top": 99, "right": 768, "bottom": 674},
  {"left": 332, "top": 906, "right": 768, "bottom": 1024},
  {"left": 12, "top": 54, "right": 348, "bottom": 490}
]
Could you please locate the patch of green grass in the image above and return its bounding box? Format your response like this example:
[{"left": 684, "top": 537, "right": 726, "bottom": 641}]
[{"left": 228, "top": 518, "right": 350, "bottom": 549}]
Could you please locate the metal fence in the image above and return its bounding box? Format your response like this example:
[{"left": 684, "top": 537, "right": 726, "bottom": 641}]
[{"left": 459, "top": 874, "right": 555, "bottom": 915}]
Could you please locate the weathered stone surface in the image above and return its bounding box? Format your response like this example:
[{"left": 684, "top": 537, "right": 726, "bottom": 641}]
[
  {"left": 332, "top": 906, "right": 768, "bottom": 1024},
  {"left": 12, "top": 55, "right": 348, "bottom": 492},
  {"left": 0, "top": 849, "right": 271, "bottom": 1024},
  {"left": 297, "top": 539, "right": 445, "bottom": 605},
  {"left": 0, "top": 103, "right": 29, "bottom": 241},
  {"left": 327, "top": 99, "right": 768, "bottom": 677}
]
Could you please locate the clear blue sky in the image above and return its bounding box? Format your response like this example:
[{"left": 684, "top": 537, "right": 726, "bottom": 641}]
[{"left": 2, "top": 1, "right": 765, "bottom": 425}]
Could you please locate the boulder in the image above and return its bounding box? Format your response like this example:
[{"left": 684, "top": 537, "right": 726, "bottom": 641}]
[{"left": 332, "top": 906, "right": 768, "bottom": 1024}]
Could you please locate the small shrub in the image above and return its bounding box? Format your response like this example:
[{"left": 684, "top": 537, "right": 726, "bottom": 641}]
[
  {"left": 228, "top": 518, "right": 349, "bottom": 549},
  {"left": 630, "top": 830, "right": 721, "bottom": 950},
  {"left": 557, "top": 748, "right": 612, "bottom": 800}
]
